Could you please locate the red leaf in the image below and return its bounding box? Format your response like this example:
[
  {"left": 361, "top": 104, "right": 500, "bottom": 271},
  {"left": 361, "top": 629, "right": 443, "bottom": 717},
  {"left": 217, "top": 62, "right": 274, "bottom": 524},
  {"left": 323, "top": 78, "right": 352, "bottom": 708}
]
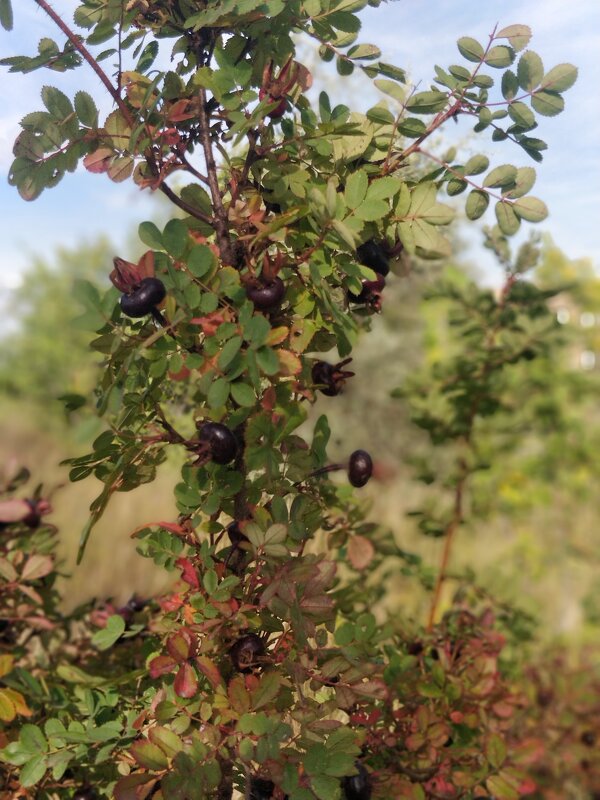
[
  {"left": 159, "top": 593, "right": 184, "bottom": 612},
  {"left": 175, "top": 557, "right": 200, "bottom": 589},
  {"left": 174, "top": 662, "right": 198, "bottom": 698},
  {"left": 148, "top": 655, "right": 177, "bottom": 679},
  {"left": 196, "top": 655, "right": 223, "bottom": 690},
  {"left": 166, "top": 628, "right": 195, "bottom": 662}
]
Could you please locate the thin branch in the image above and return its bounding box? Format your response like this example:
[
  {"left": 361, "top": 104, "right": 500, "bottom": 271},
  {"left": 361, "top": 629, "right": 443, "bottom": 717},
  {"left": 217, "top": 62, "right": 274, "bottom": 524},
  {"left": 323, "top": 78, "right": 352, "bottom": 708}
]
[
  {"left": 179, "top": 152, "right": 210, "bottom": 184},
  {"left": 389, "top": 24, "right": 499, "bottom": 170},
  {"left": 32, "top": 0, "right": 135, "bottom": 129},
  {"left": 197, "top": 87, "right": 235, "bottom": 265},
  {"left": 426, "top": 472, "right": 466, "bottom": 631},
  {"left": 158, "top": 182, "right": 215, "bottom": 226}
]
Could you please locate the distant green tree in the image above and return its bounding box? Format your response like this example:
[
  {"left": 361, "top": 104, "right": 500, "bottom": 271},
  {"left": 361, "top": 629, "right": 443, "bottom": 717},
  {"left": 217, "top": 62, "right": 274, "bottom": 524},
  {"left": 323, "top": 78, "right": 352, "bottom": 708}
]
[{"left": 0, "top": 239, "right": 112, "bottom": 412}]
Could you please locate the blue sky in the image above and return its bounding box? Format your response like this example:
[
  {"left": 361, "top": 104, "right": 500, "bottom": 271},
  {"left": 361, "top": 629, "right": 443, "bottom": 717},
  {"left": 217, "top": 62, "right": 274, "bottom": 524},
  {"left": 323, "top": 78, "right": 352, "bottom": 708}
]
[{"left": 0, "top": 0, "right": 598, "bottom": 294}]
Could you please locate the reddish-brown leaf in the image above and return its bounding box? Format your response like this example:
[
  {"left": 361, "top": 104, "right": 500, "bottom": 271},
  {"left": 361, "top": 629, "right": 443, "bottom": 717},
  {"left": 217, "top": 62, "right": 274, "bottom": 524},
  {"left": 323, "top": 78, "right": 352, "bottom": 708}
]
[
  {"left": 114, "top": 773, "right": 156, "bottom": 800},
  {"left": 195, "top": 655, "right": 223, "bottom": 690},
  {"left": 347, "top": 535, "right": 375, "bottom": 571},
  {"left": 175, "top": 557, "right": 200, "bottom": 589},
  {"left": 174, "top": 662, "right": 198, "bottom": 699},
  {"left": 0, "top": 499, "right": 30, "bottom": 523},
  {"left": 21, "top": 554, "right": 53, "bottom": 582},
  {"left": 148, "top": 655, "right": 177, "bottom": 679},
  {"left": 166, "top": 629, "right": 195, "bottom": 662},
  {"left": 83, "top": 147, "right": 113, "bottom": 173}
]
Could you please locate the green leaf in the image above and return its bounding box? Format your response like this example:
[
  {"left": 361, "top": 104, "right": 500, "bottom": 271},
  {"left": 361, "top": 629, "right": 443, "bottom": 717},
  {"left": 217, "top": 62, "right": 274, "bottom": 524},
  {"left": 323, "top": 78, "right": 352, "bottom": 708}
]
[
  {"left": 483, "top": 164, "right": 517, "bottom": 188},
  {"left": 20, "top": 754, "right": 47, "bottom": 788},
  {"left": 41, "top": 85, "right": 73, "bottom": 119},
  {"left": 517, "top": 50, "right": 544, "bottom": 91},
  {"left": 531, "top": 90, "right": 564, "bottom": 117},
  {"left": 367, "top": 177, "right": 402, "bottom": 201},
  {"left": 375, "top": 62, "right": 406, "bottom": 82},
  {"left": 373, "top": 78, "right": 405, "bottom": 103},
  {"left": 21, "top": 725, "right": 48, "bottom": 755},
  {"left": 139, "top": 221, "right": 164, "bottom": 251},
  {"left": 501, "top": 70, "right": 519, "bottom": 100},
  {"left": 251, "top": 670, "right": 282, "bottom": 710},
  {"left": 398, "top": 117, "right": 426, "bottom": 137},
  {"left": 496, "top": 24, "right": 532, "bottom": 51},
  {"left": 355, "top": 198, "right": 389, "bottom": 221},
  {"left": 148, "top": 727, "right": 183, "bottom": 759},
  {"left": 464, "top": 155, "right": 490, "bottom": 176},
  {"left": 188, "top": 244, "right": 216, "bottom": 278},
  {"left": 495, "top": 202, "right": 520, "bottom": 235},
  {"left": 405, "top": 90, "right": 448, "bottom": 114},
  {"left": 130, "top": 740, "right": 170, "bottom": 770},
  {"left": 230, "top": 382, "right": 255, "bottom": 407},
  {"left": 256, "top": 346, "right": 279, "bottom": 375},
  {"left": 347, "top": 43, "right": 381, "bottom": 60},
  {"left": 457, "top": 36, "right": 484, "bottom": 62},
  {"left": 218, "top": 336, "right": 242, "bottom": 370},
  {"left": 344, "top": 170, "right": 368, "bottom": 210},
  {"left": 311, "top": 775, "right": 341, "bottom": 800},
  {"left": 91, "top": 615, "right": 126, "bottom": 650},
  {"left": 208, "top": 377, "right": 229, "bottom": 408},
  {"left": 503, "top": 166, "right": 536, "bottom": 199},
  {"left": 331, "top": 219, "right": 358, "bottom": 249},
  {"left": 512, "top": 195, "right": 548, "bottom": 222},
  {"left": 163, "top": 218, "right": 189, "bottom": 259},
  {"left": 465, "top": 190, "right": 490, "bottom": 220},
  {"left": 507, "top": 100, "right": 535, "bottom": 128},
  {"left": 486, "top": 774, "right": 519, "bottom": 800},
  {"left": 446, "top": 178, "right": 467, "bottom": 196},
  {"left": 366, "top": 105, "right": 395, "bottom": 124},
  {"left": 336, "top": 56, "right": 354, "bottom": 76},
  {"left": 421, "top": 203, "right": 454, "bottom": 225},
  {"left": 484, "top": 45, "right": 514, "bottom": 68},
  {"left": 0, "top": 0, "right": 13, "bottom": 31},
  {"left": 541, "top": 63, "right": 578, "bottom": 92},
  {"left": 74, "top": 90, "right": 98, "bottom": 127},
  {"left": 486, "top": 733, "right": 507, "bottom": 769}
]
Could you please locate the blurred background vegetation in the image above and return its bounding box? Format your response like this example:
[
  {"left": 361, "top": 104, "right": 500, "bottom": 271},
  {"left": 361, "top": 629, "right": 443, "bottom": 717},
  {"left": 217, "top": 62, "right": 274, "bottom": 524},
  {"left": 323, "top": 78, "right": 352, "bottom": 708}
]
[{"left": 1, "top": 203, "right": 600, "bottom": 655}]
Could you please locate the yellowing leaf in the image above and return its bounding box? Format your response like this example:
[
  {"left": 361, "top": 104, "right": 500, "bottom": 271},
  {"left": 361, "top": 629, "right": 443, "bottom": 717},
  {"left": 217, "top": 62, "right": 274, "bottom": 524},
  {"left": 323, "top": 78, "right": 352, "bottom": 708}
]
[{"left": 0, "top": 654, "right": 14, "bottom": 678}]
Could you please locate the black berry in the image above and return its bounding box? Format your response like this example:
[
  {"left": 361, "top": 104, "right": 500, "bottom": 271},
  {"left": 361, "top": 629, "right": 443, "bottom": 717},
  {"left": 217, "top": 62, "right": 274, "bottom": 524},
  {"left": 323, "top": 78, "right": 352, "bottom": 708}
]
[
  {"left": 348, "top": 450, "right": 373, "bottom": 488},
  {"left": 312, "top": 358, "right": 354, "bottom": 397},
  {"left": 342, "top": 762, "right": 372, "bottom": 800},
  {"left": 357, "top": 240, "right": 389, "bottom": 277},
  {"left": 581, "top": 731, "right": 596, "bottom": 747},
  {"left": 348, "top": 274, "right": 385, "bottom": 310},
  {"left": 197, "top": 422, "right": 238, "bottom": 465},
  {"left": 246, "top": 277, "right": 285, "bottom": 311},
  {"left": 123, "top": 595, "right": 147, "bottom": 614},
  {"left": 230, "top": 633, "right": 266, "bottom": 673},
  {"left": 120, "top": 277, "right": 166, "bottom": 318}
]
